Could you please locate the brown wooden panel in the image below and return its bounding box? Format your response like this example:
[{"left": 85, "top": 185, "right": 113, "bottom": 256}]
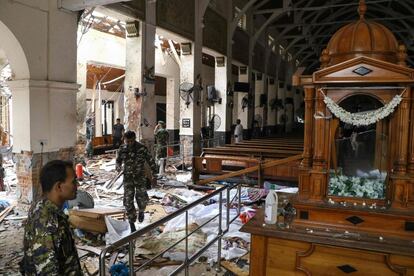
[
  {"left": 298, "top": 244, "right": 403, "bottom": 275},
  {"left": 86, "top": 64, "right": 125, "bottom": 92},
  {"left": 266, "top": 238, "right": 309, "bottom": 276},
  {"left": 155, "top": 76, "right": 167, "bottom": 96},
  {"left": 294, "top": 203, "right": 414, "bottom": 239},
  {"left": 205, "top": 159, "right": 222, "bottom": 173},
  {"left": 250, "top": 235, "right": 268, "bottom": 276},
  {"left": 92, "top": 135, "right": 112, "bottom": 147}
]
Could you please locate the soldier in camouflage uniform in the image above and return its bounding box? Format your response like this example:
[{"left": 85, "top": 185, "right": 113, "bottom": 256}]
[
  {"left": 20, "top": 160, "right": 82, "bottom": 275},
  {"left": 116, "top": 131, "right": 157, "bottom": 232},
  {"left": 154, "top": 121, "right": 169, "bottom": 162}
]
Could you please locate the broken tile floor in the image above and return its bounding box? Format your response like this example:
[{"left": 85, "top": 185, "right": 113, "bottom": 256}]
[{"left": 0, "top": 154, "right": 264, "bottom": 275}]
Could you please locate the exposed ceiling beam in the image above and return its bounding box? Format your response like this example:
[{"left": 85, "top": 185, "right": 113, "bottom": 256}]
[
  {"left": 254, "top": 0, "right": 390, "bottom": 15},
  {"left": 270, "top": 14, "right": 414, "bottom": 29},
  {"left": 58, "top": 0, "right": 132, "bottom": 11}
]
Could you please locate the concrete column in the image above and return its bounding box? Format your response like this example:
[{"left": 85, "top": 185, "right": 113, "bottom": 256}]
[
  {"left": 254, "top": 73, "right": 265, "bottom": 137},
  {"left": 284, "top": 62, "right": 294, "bottom": 133},
  {"left": 267, "top": 78, "right": 277, "bottom": 133},
  {"left": 223, "top": 0, "right": 234, "bottom": 144},
  {"left": 124, "top": 1, "right": 156, "bottom": 148},
  {"left": 232, "top": 71, "right": 239, "bottom": 126},
  {"left": 124, "top": 34, "right": 142, "bottom": 134},
  {"left": 214, "top": 57, "right": 230, "bottom": 145},
  {"left": 179, "top": 0, "right": 206, "bottom": 160},
  {"left": 166, "top": 77, "right": 180, "bottom": 143},
  {"left": 140, "top": 0, "right": 156, "bottom": 146},
  {"left": 8, "top": 80, "right": 78, "bottom": 203},
  {"left": 236, "top": 67, "right": 250, "bottom": 139},
  {"left": 246, "top": 9, "right": 255, "bottom": 139},
  {"left": 276, "top": 80, "right": 286, "bottom": 133}
]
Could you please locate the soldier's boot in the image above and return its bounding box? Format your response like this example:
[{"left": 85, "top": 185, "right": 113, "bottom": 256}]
[
  {"left": 130, "top": 222, "right": 136, "bottom": 232},
  {"left": 138, "top": 211, "right": 145, "bottom": 223}
]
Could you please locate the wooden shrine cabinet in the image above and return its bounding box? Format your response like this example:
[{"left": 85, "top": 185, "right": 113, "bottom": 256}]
[
  {"left": 242, "top": 1, "right": 414, "bottom": 275},
  {"left": 294, "top": 56, "right": 414, "bottom": 239}
]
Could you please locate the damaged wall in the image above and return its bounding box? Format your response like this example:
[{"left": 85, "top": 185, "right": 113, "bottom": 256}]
[{"left": 77, "top": 28, "right": 126, "bottom": 140}]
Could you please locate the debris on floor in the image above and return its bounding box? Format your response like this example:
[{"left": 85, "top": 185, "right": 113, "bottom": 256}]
[{"left": 0, "top": 153, "right": 284, "bottom": 275}]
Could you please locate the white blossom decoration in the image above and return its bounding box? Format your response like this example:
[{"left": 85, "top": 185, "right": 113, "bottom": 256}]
[{"left": 321, "top": 89, "right": 404, "bottom": 126}]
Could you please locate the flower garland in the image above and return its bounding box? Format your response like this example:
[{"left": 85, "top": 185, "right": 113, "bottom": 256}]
[
  {"left": 320, "top": 89, "right": 404, "bottom": 126},
  {"left": 328, "top": 174, "right": 385, "bottom": 199}
]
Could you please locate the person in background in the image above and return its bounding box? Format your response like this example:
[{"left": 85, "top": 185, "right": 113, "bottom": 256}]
[
  {"left": 112, "top": 118, "right": 125, "bottom": 149},
  {"left": 20, "top": 160, "right": 82, "bottom": 275},
  {"left": 116, "top": 131, "right": 157, "bottom": 232},
  {"left": 154, "top": 121, "right": 169, "bottom": 162},
  {"left": 85, "top": 117, "right": 94, "bottom": 158},
  {"left": 234, "top": 119, "right": 244, "bottom": 143}
]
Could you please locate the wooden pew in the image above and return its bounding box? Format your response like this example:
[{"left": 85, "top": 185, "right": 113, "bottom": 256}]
[
  {"left": 194, "top": 137, "right": 304, "bottom": 185},
  {"left": 193, "top": 154, "right": 303, "bottom": 185}
]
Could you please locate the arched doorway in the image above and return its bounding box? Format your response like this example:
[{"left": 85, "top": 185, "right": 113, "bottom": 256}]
[
  {"left": 0, "top": 19, "right": 30, "bottom": 151},
  {"left": 0, "top": 20, "right": 30, "bottom": 80}
]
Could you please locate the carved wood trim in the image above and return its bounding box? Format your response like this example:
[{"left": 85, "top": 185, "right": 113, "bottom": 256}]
[
  {"left": 295, "top": 243, "right": 315, "bottom": 276},
  {"left": 301, "top": 86, "right": 315, "bottom": 168},
  {"left": 329, "top": 119, "right": 340, "bottom": 173},
  {"left": 313, "top": 56, "right": 414, "bottom": 83},
  {"left": 384, "top": 254, "right": 407, "bottom": 275},
  {"left": 408, "top": 89, "right": 414, "bottom": 173},
  {"left": 394, "top": 88, "right": 411, "bottom": 175},
  {"left": 312, "top": 89, "right": 327, "bottom": 170}
]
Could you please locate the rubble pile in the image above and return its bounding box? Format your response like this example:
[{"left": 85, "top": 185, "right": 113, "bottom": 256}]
[{"left": 0, "top": 153, "right": 299, "bottom": 275}]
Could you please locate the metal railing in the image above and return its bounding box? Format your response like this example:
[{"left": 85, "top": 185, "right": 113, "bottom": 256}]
[
  {"left": 99, "top": 183, "right": 242, "bottom": 276},
  {"left": 155, "top": 142, "right": 185, "bottom": 171},
  {"left": 99, "top": 154, "right": 302, "bottom": 275}
]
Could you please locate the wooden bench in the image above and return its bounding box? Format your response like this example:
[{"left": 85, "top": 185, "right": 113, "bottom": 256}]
[{"left": 194, "top": 137, "right": 304, "bottom": 185}]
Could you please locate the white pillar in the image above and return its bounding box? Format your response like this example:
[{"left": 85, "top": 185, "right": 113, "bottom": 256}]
[
  {"left": 166, "top": 77, "right": 180, "bottom": 142},
  {"left": 254, "top": 73, "right": 265, "bottom": 136},
  {"left": 267, "top": 78, "right": 277, "bottom": 131},
  {"left": 124, "top": 1, "right": 156, "bottom": 146},
  {"left": 277, "top": 80, "right": 286, "bottom": 126},
  {"left": 214, "top": 56, "right": 229, "bottom": 145},
  {"left": 179, "top": 0, "right": 206, "bottom": 159},
  {"left": 236, "top": 67, "right": 249, "bottom": 134},
  {"left": 124, "top": 33, "right": 142, "bottom": 134},
  {"left": 140, "top": 0, "right": 156, "bottom": 144}
]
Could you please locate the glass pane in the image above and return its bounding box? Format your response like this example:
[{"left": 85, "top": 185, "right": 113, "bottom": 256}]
[{"left": 328, "top": 123, "right": 387, "bottom": 199}]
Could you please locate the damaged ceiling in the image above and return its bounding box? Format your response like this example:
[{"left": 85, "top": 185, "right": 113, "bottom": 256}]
[
  {"left": 254, "top": 0, "right": 414, "bottom": 73},
  {"left": 106, "top": 0, "right": 414, "bottom": 74}
]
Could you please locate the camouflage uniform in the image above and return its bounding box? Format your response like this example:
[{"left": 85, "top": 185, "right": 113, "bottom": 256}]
[
  {"left": 154, "top": 128, "right": 169, "bottom": 160},
  {"left": 116, "top": 141, "right": 157, "bottom": 223},
  {"left": 20, "top": 199, "right": 82, "bottom": 276},
  {"left": 85, "top": 118, "right": 94, "bottom": 158}
]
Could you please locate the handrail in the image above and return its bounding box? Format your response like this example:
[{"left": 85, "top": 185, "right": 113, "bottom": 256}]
[
  {"left": 99, "top": 154, "right": 302, "bottom": 275},
  {"left": 197, "top": 154, "right": 302, "bottom": 185},
  {"left": 99, "top": 184, "right": 233, "bottom": 275},
  {"left": 101, "top": 185, "right": 227, "bottom": 251}
]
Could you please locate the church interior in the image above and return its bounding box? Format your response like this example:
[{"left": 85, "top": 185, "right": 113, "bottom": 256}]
[{"left": 1, "top": 0, "right": 414, "bottom": 275}]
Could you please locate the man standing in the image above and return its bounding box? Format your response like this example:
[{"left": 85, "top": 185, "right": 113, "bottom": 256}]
[
  {"left": 154, "top": 121, "right": 169, "bottom": 162},
  {"left": 112, "top": 118, "right": 125, "bottom": 149},
  {"left": 20, "top": 160, "right": 82, "bottom": 275},
  {"left": 116, "top": 131, "right": 157, "bottom": 232},
  {"left": 234, "top": 119, "right": 244, "bottom": 143},
  {"left": 85, "top": 117, "right": 94, "bottom": 158}
]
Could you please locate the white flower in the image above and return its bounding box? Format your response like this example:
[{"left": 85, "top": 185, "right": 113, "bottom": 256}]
[{"left": 322, "top": 90, "right": 403, "bottom": 126}]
